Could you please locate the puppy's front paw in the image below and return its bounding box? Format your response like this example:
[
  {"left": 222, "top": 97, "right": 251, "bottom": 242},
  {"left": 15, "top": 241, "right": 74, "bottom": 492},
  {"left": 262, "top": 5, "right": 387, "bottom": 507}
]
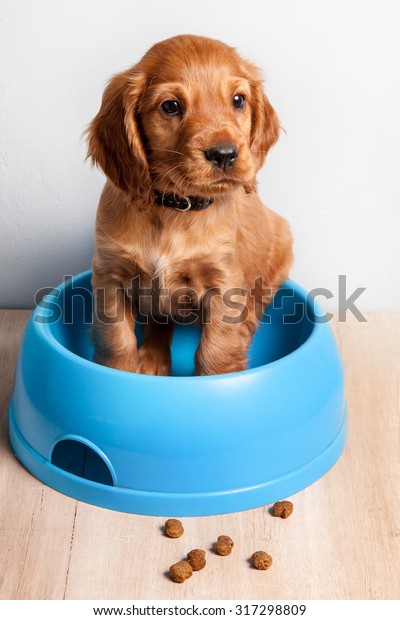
[
  {"left": 134, "top": 346, "right": 171, "bottom": 376},
  {"left": 195, "top": 347, "right": 247, "bottom": 376}
]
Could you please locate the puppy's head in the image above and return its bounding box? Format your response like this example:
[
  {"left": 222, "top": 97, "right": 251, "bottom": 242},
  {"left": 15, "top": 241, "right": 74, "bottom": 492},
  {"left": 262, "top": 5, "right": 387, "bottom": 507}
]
[{"left": 87, "top": 35, "right": 280, "bottom": 204}]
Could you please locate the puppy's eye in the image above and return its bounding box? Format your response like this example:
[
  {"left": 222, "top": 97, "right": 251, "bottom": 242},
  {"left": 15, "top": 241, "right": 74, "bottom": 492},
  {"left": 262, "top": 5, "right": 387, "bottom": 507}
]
[
  {"left": 233, "top": 94, "right": 246, "bottom": 109},
  {"left": 160, "top": 100, "right": 182, "bottom": 116}
]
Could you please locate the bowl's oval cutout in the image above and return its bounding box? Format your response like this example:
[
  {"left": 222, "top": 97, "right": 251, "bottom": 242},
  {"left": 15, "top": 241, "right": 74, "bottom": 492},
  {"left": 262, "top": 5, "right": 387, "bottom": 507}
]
[{"left": 51, "top": 439, "right": 114, "bottom": 486}]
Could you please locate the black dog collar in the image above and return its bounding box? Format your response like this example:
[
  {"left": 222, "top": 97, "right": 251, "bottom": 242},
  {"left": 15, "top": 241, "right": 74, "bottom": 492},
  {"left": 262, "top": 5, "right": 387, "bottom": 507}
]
[{"left": 154, "top": 191, "right": 214, "bottom": 212}]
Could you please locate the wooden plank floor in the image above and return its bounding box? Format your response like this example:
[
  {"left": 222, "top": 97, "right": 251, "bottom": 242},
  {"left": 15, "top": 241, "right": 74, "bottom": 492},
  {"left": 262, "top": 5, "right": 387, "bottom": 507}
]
[{"left": 0, "top": 310, "right": 399, "bottom": 600}]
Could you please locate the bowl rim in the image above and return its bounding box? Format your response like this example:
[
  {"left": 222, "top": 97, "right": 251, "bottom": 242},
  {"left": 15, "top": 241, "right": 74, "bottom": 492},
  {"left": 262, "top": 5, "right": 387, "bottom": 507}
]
[{"left": 30, "top": 270, "right": 325, "bottom": 383}]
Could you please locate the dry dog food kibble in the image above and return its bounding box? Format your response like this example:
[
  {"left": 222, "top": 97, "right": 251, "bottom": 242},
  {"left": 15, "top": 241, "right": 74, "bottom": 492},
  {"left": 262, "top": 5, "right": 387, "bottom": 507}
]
[
  {"left": 214, "top": 535, "right": 234, "bottom": 556},
  {"left": 187, "top": 549, "right": 206, "bottom": 571},
  {"left": 169, "top": 560, "right": 193, "bottom": 583},
  {"left": 164, "top": 518, "right": 184, "bottom": 538},
  {"left": 251, "top": 551, "right": 273, "bottom": 570},
  {"left": 272, "top": 500, "right": 294, "bottom": 519}
]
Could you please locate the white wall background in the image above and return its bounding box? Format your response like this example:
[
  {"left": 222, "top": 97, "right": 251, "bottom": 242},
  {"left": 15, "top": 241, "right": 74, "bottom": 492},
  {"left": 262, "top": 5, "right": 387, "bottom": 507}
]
[{"left": 1, "top": 0, "right": 399, "bottom": 310}]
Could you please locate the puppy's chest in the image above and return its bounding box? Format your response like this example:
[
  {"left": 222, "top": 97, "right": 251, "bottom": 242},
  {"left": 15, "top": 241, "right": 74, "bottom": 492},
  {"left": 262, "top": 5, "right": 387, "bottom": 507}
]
[
  {"left": 133, "top": 245, "right": 215, "bottom": 295},
  {"left": 147, "top": 249, "right": 181, "bottom": 288},
  {"left": 118, "top": 236, "right": 229, "bottom": 316}
]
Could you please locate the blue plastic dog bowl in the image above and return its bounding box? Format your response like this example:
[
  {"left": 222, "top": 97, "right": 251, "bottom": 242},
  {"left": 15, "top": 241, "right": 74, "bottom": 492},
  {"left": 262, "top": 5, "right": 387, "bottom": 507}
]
[{"left": 8, "top": 270, "right": 347, "bottom": 516}]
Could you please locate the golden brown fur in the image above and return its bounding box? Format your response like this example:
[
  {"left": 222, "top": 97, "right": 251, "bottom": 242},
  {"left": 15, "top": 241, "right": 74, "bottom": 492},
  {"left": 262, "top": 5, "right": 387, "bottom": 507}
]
[{"left": 87, "top": 35, "right": 293, "bottom": 375}]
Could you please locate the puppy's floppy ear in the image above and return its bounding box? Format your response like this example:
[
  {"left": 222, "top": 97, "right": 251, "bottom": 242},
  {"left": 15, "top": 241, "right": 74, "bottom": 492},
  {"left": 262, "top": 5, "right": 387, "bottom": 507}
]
[
  {"left": 87, "top": 69, "right": 151, "bottom": 201},
  {"left": 243, "top": 61, "right": 280, "bottom": 170}
]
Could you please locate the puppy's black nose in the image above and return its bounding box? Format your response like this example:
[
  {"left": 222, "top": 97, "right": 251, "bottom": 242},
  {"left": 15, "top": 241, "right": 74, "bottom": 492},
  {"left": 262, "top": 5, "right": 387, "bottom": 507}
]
[{"left": 204, "top": 143, "right": 239, "bottom": 171}]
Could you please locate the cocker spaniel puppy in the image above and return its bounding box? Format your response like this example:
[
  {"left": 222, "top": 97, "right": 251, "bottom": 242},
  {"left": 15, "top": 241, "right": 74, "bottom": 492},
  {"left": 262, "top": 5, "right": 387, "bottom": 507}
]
[{"left": 87, "top": 34, "right": 292, "bottom": 375}]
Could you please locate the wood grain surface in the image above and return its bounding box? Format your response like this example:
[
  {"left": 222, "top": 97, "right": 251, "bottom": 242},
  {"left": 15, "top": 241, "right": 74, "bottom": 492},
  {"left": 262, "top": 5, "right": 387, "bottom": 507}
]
[{"left": 0, "top": 310, "right": 399, "bottom": 600}]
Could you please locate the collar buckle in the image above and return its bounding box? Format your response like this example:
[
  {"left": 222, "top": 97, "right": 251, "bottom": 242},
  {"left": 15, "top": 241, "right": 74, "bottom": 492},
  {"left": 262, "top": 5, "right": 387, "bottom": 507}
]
[
  {"left": 175, "top": 197, "right": 192, "bottom": 212},
  {"left": 154, "top": 191, "right": 214, "bottom": 212}
]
